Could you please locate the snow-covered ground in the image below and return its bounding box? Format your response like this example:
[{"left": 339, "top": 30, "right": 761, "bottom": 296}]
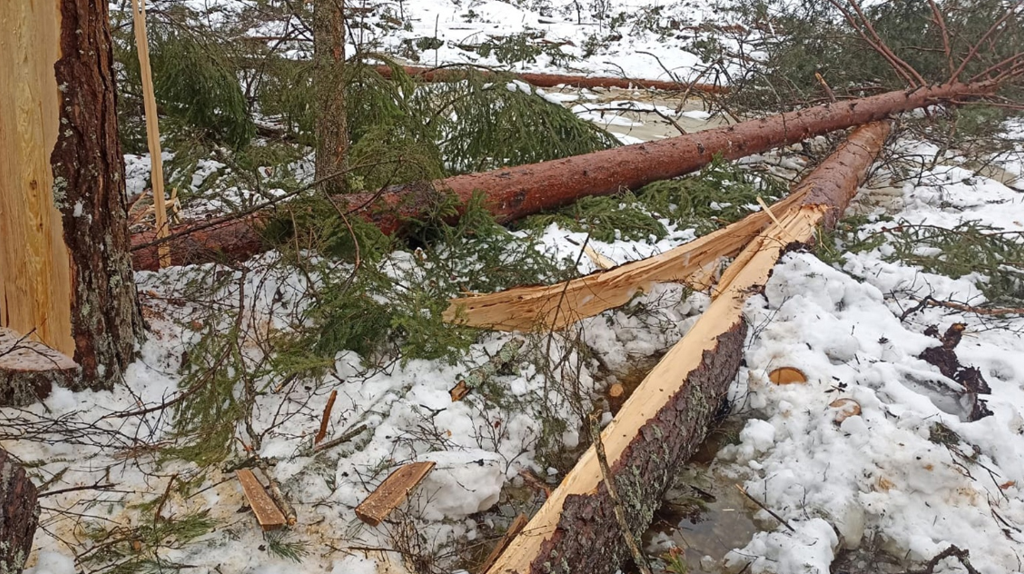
[{"left": 10, "top": 2, "right": 1024, "bottom": 574}]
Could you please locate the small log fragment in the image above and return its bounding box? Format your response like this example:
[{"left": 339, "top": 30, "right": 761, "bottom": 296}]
[
  {"left": 355, "top": 461, "right": 435, "bottom": 527},
  {"left": 829, "top": 398, "right": 862, "bottom": 424},
  {"left": 453, "top": 339, "right": 525, "bottom": 393},
  {"left": 0, "top": 447, "right": 38, "bottom": 574},
  {"left": 0, "top": 328, "right": 80, "bottom": 406},
  {"left": 478, "top": 514, "right": 529, "bottom": 574},
  {"left": 236, "top": 469, "right": 287, "bottom": 531},
  {"left": 483, "top": 122, "right": 891, "bottom": 574}
]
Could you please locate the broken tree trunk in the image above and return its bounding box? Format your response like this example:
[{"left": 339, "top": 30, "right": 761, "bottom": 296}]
[
  {"left": 483, "top": 122, "right": 891, "bottom": 574},
  {"left": 130, "top": 82, "right": 988, "bottom": 271},
  {"left": 0, "top": 447, "right": 39, "bottom": 574},
  {"left": 373, "top": 64, "right": 729, "bottom": 94},
  {"left": 1, "top": 0, "right": 143, "bottom": 396}
]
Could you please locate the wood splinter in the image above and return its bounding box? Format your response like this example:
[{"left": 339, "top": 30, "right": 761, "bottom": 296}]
[
  {"left": 236, "top": 469, "right": 287, "bottom": 531},
  {"left": 355, "top": 461, "right": 435, "bottom": 527}
]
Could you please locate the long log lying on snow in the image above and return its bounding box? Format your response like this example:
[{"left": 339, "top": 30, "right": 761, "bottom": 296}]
[
  {"left": 131, "top": 82, "right": 988, "bottom": 271},
  {"left": 373, "top": 64, "right": 730, "bottom": 94},
  {"left": 483, "top": 122, "right": 891, "bottom": 574}
]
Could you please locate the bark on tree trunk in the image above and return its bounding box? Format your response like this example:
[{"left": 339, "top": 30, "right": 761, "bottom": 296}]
[
  {"left": 314, "top": 0, "right": 349, "bottom": 195},
  {"left": 483, "top": 122, "right": 892, "bottom": 574},
  {"left": 0, "top": 447, "right": 39, "bottom": 574},
  {"left": 52, "top": 0, "right": 144, "bottom": 388},
  {"left": 129, "top": 82, "right": 995, "bottom": 271}
]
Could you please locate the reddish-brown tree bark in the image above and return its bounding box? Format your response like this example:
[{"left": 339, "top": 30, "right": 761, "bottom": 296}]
[
  {"left": 52, "top": 0, "right": 144, "bottom": 387},
  {"left": 0, "top": 447, "right": 38, "bottom": 574},
  {"left": 131, "top": 81, "right": 995, "bottom": 271}
]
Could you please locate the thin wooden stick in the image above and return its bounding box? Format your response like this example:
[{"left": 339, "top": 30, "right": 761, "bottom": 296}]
[
  {"left": 130, "top": 0, "right": 170, "bottom": 268},
  {"left": 315, "top": 389, "right": 337, "bottom": 445}
]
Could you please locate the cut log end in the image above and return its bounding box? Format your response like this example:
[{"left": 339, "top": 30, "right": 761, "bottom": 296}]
[
  {"left": 0, "top": 328, "right": 80, "bottom": 406},
  {"left": 355, "top": 461, "right": 435, "bottom": 527}
]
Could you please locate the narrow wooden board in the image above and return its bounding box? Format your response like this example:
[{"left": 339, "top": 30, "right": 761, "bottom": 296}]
[
  {"left": 355, "top": 461, "right": 436, "bottom": 527},
  {"left": 236, "top": 469, "right": 287, "bottom": 531}
]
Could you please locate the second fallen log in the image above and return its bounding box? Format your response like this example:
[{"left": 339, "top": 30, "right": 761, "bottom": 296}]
[{"left": 132, "top": 82, "right": 991, "bottom": 271}]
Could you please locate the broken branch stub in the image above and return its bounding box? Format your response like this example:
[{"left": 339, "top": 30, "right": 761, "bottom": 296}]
[
  {"left": 483, "top": 122, "right": 891, "bottom": 574},
  {"left": 133, "top": 82, "right": 990, "bottom": 271}
]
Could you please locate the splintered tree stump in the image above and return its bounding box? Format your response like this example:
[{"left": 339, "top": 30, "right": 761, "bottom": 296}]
[
  {"left": 0, "top": 447, "right": 39, "bottom": 574},
  {"left": 236, "top": 469, "right": 287, "bottom": 531},
  {"left": 484, "top": 123, "right": 891, "bottom": 574},
  {"left": 132, "top": 82, "right": 996, "bottom": 271},
  {"left": 355, "top": 461, "right": 435, "bottom": 527},
  {"left": 0, "top": 328, "right": 80, "bottom": 406}
]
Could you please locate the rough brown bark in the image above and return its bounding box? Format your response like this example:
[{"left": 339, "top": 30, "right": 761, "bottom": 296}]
[
  {"left": 314, "top": 0, "right": 349, "bottom": 195},
  {"left": 0, "top": 328, "right": 80, "bottom": 407},
  {"left": 484, "top": 122, "right": 891, "bottom": 574},
  {"left": 130, "top": 82, "right": 992, "bottom": 271},
  {"left": 52, "top": 0, "right": 144, "bottom": 388},
  {"left": 373, "top": 64, "right": 729, "bottom": 94},
  {"left": 0, "top": 447, "right": 39, "bottom": 574}
]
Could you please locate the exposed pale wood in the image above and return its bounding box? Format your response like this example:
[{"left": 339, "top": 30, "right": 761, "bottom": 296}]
[
  {"left": 236, "top": 469, "right": 287, "bottom": 531},
  {"left": 768, "top": 367, "right": 808, "bottom": 385},
  {"left": 0, "top": 327, "right": 80, "bottom": 406},
  {"left": 0, "top": 0, "right": 75, "bottom": 357},
  {"left": 483, "top": 122, "right": 891, "bottom": 574},
  {"left": 443, "top": 188, "right": 811, "bottom": 331},
  {"left": 478, "top": 514, "right": 529, "bottom": 574},
  {"left": 130, "top": 0, "right": 170, "bottom": 268},
  {"left": 583, "top": 244, "right": 617, "bottom": 270},
  {"left": 355, "top": 461, "right": 436, "bottom": 527}
]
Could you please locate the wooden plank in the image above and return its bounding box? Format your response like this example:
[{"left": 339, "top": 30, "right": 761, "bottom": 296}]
[
  {"left": 0, "top": 0, "right": 75, "bottom": 356},
  {"left": 0, "top": 327, "right": 79, "bottom": 406},
  {"left": 355, "top": 461, "right": 436, "bottom": 527},
  {"left": 483, "top": 122, "right": 892, "bottom": 574},
  {"left": 236, "top": 469, "right": 287, "bottom": 531}
]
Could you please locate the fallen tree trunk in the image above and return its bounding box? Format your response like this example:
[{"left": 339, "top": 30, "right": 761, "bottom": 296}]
[
  {"left": 0, "top": 447, "right": 38, "bottom": 574},
  {"left": 372, "top": 64, "right": 730, "bottom": 94},
  {"left": 131, "top": 82, "right": 987, "bottom": 271},
  {"left": 482, "top": 121, "right": 891, "bottom": 574}
]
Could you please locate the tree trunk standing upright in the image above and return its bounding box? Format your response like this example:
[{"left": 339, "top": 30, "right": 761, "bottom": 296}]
[
  {"left": 50, "top": 0, "right": 144, "bottom": 388},
  {"left": 313, "top": 0, "right": 349, "bottom": 194}
]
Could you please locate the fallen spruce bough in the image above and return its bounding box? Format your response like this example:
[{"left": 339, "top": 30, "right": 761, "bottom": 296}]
[
  {"left": 480, "top": 122, "right": 891, "bottom": 574},
  {"left": 131, "top": 82, "right": 995, "bottom": 271}
]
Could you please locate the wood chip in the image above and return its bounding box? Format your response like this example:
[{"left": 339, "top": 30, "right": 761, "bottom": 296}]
[
  {"left": 829, "top": 398, "right": 861, "bottom": 423},
  {"left": 236, "top": 469, "right": 287, "bottom": 531},
  {"left": 355, "top": 461, "right": 435, "bottom": 527},
  {"left": 768, "top": 367, "right": 807, "bottom": 385},
  {"left": 450, "top": 380, "right": 470, "bottom": 402}
]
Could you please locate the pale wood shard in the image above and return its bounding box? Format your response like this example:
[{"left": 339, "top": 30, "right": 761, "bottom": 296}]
[
  {"left": 483, "top": 122, "right": 891, "bottom": 574},
  {"left": 236, "top": 469, "right": 287, "bottom": 531},
  {"left": 355, "top": 461, "right": 436, "bottom": 527},
  {"left": 444, "top": 185, "right": 813, "bottom": 331},
  {"left": 0, "top": 0, "right": 75, "bottom": 357},
  {"left": 0, "top": 327, "right": 80, "bottom": 406}
]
